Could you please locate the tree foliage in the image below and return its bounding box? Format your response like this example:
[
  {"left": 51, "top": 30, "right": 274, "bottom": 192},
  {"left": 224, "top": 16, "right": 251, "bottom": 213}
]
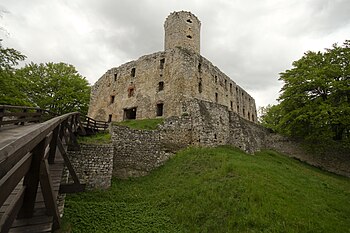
[
  {"left": 261, "top": 40, "right": 350, "bottom": 142},
  {"left": 16, "top": 62, "right": 91, "bottom": 115},
  {"left": 0, "top": 41, "right": 30, "bottom": 105}
]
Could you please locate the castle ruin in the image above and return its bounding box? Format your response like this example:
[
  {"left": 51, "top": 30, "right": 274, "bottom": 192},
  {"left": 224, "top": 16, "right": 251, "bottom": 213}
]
[{"left": 88, "top": 11, "right": 257, "bottom": 123}]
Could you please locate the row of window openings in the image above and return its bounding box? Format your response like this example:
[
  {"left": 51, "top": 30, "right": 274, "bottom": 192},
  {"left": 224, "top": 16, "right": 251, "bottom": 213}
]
[
  {"left": 108, "top": 104, "right": 164, "bottom": 122},
  {"left": 113, "top": 59, "right": 165, "bottom": 81},
  {"left": 109, "top": 82, "right": 164, "bottom": 104},
  {"left": 199, "top": 80, "right": 251, "bottom": 103},
  {"left": 215, "top": 94, "right": 254, "bottom": 121}
]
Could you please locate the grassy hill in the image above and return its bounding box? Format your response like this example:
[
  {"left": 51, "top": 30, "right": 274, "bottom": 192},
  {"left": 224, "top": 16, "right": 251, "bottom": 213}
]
[{"left": 60, "top": 146, "right": 350, "bottom": 233}]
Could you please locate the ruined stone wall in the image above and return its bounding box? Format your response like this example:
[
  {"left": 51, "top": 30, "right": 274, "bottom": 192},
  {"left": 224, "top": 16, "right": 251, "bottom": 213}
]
[
  {"left": 88, "top": 47, "right": 257, "bottom": 124},
  {"left": 68, "top": 144, "right": 113, "bottom": 190}
]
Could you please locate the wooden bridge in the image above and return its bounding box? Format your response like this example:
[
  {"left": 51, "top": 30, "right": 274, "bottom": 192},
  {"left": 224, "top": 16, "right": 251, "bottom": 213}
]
[{"left": 0, "top": 105, "right": 108, "bottom": 233}]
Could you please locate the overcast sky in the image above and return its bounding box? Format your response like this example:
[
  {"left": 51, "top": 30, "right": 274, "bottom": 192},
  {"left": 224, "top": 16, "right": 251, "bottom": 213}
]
[{"left": 1, "top": 0, "right": 349, "bottom": 108}]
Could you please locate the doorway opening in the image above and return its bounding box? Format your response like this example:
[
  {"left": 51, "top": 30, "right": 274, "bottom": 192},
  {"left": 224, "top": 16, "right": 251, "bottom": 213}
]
[{"left": 124, "top": 107, "right": 137, "bottom": 120}]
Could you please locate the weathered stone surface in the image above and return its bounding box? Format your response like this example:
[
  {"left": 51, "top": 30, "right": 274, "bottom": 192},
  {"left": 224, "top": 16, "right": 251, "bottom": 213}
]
[
  {"left": 68, "top": 144, "right": 113, "bottom": 190},
  {"left": 88, "top": 11, "right": 257, "bottom": 124}
]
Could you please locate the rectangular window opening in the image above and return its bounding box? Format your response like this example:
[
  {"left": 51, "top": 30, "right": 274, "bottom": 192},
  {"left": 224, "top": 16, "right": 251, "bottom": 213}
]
[
  {"left": 198, "top": 63, "right": 202, "bottom": 72},
  {"left": 124, "top": 108, "right": 137, "bottom": 120},
  {"left": 158, "top": 81, "right": 164, "bottom": 91},
  {"left": 131, "top": 68, "right": 136, "bottom": 77},
  {"left": 160, "top": 58, "right": 165, "bottom": 69},
  {"left": 156, "top": 103, "right": 164, "bottom": 116},
  {"left": 230, "top": 101, "right": 233, "bottom": 110},
  {"left": 198, "top": 82, "right": 202, "bottom": 93},
  {"left": 114, "top": 73, "right": 117, "bottom": 81},
  {"left": 108, "top": 114, "right": 112, "bottom": 122},
  {"left": 215, "top": 93, "right": 218, "bottom": 103},
  {"left": 230, "top": 83, "right": 233, "bottom": 93},
  {"left": 110, "top": 95, "right": 115, "bottom": 104}
]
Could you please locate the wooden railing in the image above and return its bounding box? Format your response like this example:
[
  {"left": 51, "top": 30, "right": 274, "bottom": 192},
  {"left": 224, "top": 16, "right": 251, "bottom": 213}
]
[
  {"left": 0, "top": 112, "right": 86, "bottom": 233},
  {"left": 0, "top": 105, "right": 59, "bottom": 127},
  {"left": 81, "top": 116, "right": 109, "bottom": 133}
]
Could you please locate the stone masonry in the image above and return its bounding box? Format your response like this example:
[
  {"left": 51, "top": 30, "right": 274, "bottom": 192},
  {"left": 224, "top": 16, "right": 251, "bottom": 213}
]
[
  {"left": 88, "top": 11, "right": 257, "bottom": 124},
  {"left": 68, "top": 144, "right": 113, "bottom": 190}
]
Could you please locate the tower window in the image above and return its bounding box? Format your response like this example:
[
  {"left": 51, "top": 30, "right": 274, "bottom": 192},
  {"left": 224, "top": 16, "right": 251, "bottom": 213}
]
[
  {"left": 131, "top": 68, "right": 136, "bottom": 77},
  {"left": 158, "top": 81, "right": 164, "bottom": 91},
  {"left": 156, "top": 103, "right": 164, "bottom": 116},
  {"left": 187, "top": 19, "right": 192, "bottom": 23},
  {"left": 215, "top": 75, "right": 218, "bottom": 83},
  {"left": 160, "top": 58, "right": 165, "bottom": 69},
  {"left": 114, "top": 73, "right": 118, "bottom": 81},
  {"left": 198, "top": 82, "right": 202, "bottom": 93},
  {"left": 230, "top": 101, "right": 233, "bottom": 110},
  {"left": 215, "top": 93, "right": 218, "bottom": 103},
  {"left": 128, "top": 88, "right": 134, "bottom": 97},
  {"left": 230, "top": 83, "right": 233, "bottom": 93},
  {"left": 110, "top": 95, "right": 115, "bottom": 104},
  {"left": 198, "top": 63, "right": 202, "bottom": 72},
  {"left": 187, "top": 35, "right": 192, "bottom": 39},
  {"left": 224, "top": 80, "right": 227, "bottom": 90}
]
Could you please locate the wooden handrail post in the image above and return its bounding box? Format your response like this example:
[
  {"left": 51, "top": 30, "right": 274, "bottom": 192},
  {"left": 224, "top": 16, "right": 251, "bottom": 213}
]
[
  {"left": 48, "top": 125, "right": 60, "bottom": 164},
  {"left": 0, "top": 106, "right": 4, "bottom": 128},
  {"left": 18, "top": 135, "right": 50, "bottom": 218}
]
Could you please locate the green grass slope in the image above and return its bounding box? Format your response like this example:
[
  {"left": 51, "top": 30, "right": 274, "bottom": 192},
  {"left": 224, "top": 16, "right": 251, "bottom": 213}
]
[{"left": 61, "top": 147, "right": 350, "bottom": 233}]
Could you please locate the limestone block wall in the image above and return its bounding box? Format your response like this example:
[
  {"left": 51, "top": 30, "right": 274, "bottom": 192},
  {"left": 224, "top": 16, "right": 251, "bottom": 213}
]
[{"left": 68, "top": 144, "right": 113, "bottom": 190}]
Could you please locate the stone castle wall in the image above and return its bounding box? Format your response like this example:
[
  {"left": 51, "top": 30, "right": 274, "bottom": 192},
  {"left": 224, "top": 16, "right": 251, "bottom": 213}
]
[
  {"left": 68, "top": 144, "right": 114, "bottom": 190},
  {"left": 111, "top": 99, "right": 267, "bottom": 178},
  {"left": 88, "top": 48, "right": 257, "bottom": 123}
]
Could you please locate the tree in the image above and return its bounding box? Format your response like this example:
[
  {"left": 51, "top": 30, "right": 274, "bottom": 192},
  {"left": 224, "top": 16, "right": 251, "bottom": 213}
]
[
  {"left": 0, "top": 41, "right": 30, "bottom": 105},
  {"left": 270, "top": 40, "right": 350, "bottom": 142},
  {"left": 16, "top": 62, "right": 91, "bottom": 115},
  {"left": 259, "top": 104, "right": 283, "bottom": 132}
]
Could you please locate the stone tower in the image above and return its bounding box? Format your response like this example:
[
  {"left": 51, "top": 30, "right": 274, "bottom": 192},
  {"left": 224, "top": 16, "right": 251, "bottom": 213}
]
[{"left": 164, "top": 11, "right": 201, "bottom": 54}]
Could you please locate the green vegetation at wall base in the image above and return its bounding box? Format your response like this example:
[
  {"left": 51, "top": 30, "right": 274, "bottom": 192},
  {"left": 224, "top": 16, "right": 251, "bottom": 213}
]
[
  {"left": 62, "top": 146, "right": 350, "bottom": 233},
  {"left": 77, "top": 132, "right": 111, "bottom": 144},
  {"left": 113, "top": 118, "right": 164, "bottom": 130}
]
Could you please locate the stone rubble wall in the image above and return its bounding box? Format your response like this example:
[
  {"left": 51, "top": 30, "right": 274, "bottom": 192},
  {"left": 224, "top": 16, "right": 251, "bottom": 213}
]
[{"left": 67, "top": 144, "right": 114, "bottom": 190}]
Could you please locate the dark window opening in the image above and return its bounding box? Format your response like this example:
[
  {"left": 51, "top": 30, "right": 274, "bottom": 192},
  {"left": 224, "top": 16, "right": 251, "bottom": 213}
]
[
  {"left": 236, "top": 87, "right": 238, "bottom": 93},
  {"left": 110, "top": 95, "right": 115, "bottom": 104},
  {"left": 158, "top": 81, "right": 164, "bottom": 91},
  {"left": 114, "top": 73, "right": 117, "bottom": 81},
  {"left": 214, "top": 134, "right": 217, "bottom": 140},
  {"left": 215, "top": 93, "right": 218, "bottom": 103},
  {"left": 108, "top": 114, "right": 112, "bottom": 122},
  {"left": 131, "top": 68, "right": 136, "bottom": 77},
  {"left": 252, "top": 114, "right": 255, "bottom": 122},
  {"left": 243, "top": 108, "right": 245, "bottom": 117},
  {"left": 160, "top": 58, "right": 165, "bottom": 69},
  {"left": 156, "top": 103, "right": 164, "bottom": 116},
  {"left": 198, "top": 63, "right": 202, "bottom": 72},
  {"left": 187, "top": 19, "right": 192, "bottom": 23},
  {"left": 128, "top": 88, "right": 135, "bottom": 97},
  {"left": 198, "top": 82, "right": 202, "bottom": 93},
  {"left": 237, "top": 105, "right": 240, "bottom": 113},
  {"left": 242, "top": 92, "right": 244, "bottom": 96},
  {"left": 215, "top": 75, "right": 218, "bottom": 83},
  {"left": 187, "top": 35, "right": 192, "bottom": 39},
  {"left": 124, "top": 108, "right": 137, "bottom": 120},
  {"left": 248, "top": 112, "right": 250, "bottom": 120},
  {"left": 230, "top": 83, "right": 233, "bottom": 93},
  {"left": 230, "top": 101, "right": 233, "bottom": 110}
]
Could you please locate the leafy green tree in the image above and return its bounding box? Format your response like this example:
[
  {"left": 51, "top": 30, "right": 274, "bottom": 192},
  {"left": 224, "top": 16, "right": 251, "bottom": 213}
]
[
  {"left": 270, "top": 40, "right": 350, "bottom": 141},
  {"left": 0, "top": 41, "right": 30, "bottom": 105},
  {"left": 17, "top": 62, "right": 91, "bottom": 115},
  {"left": 259, "top": 104, "right": 283, "bottom": 132}
]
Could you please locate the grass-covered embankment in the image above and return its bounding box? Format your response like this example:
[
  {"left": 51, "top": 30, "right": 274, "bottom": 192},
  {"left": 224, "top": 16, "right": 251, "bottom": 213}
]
[
  {"left": 114, "top": 118, "right": 164, "bottom": 130},
  {"left": 61, "top": 146, "right": 350, "bottom": 233}
]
